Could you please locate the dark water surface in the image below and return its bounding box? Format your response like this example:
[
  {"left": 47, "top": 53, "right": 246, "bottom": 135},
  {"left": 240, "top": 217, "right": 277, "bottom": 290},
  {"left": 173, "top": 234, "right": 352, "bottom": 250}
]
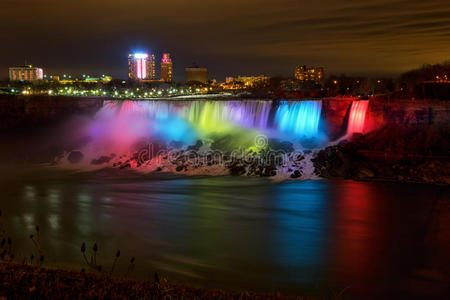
[{"left": 0, "top": 166, "right": 449, "bottom": 298}]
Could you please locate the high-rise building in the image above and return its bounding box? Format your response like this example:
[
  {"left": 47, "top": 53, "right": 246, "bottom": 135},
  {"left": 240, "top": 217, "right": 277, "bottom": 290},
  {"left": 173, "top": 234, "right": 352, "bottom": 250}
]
[
  {"left": 148, "top": 54, "right": 156, "bottom": 80},
  {"left": 294, "top": 65, "right": 324, "bottom": 82},
  {"left": 9, "top": 65, "right": 43, "bottom": 82},
  {"left": 185, "top": 63, "right": 207, "bottom": 84},
  {"left": 161, "top": 53, "right": 173, "bottom": 83},
  {"left": 128, "top": 53, "right": 156, "bottom": 80}
]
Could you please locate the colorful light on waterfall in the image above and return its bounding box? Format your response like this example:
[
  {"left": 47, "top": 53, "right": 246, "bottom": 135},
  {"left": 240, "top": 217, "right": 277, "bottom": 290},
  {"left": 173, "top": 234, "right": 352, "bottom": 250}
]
[
  {"left": 347, "top": 100, "right": 369, "bottom": 134},
  {"left": 85, "top": 99, "right": 332, "bottom": 156},
  {"left": 275, "top": 101, "right": 322, "bottom": 138}
]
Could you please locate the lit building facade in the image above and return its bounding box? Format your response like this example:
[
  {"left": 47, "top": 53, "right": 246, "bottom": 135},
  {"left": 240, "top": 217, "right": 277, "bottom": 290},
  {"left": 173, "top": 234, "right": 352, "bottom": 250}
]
[
  {"left": 57, "top": 75, "right": 112, "bottom": 84},
  {"left": 148, "top": 54, "right": 156, "bottom": 80},
  {"left": 294, "top": 65, "right": 324, "bottom": 82},
  {"left": 161, "top": 53, "right": 173, "bottom": 83},
  {"left": 224, "top": 75, "right": 270, "bottom": 88},
  {"left": 9, "top": 65, "right": 43, "bottom": 82},
  {"left": 128, "top": 53, "right": 156, "bottom": 80},
  {"left": 185, "top": 64, "right": 207, "bottom": 83}
]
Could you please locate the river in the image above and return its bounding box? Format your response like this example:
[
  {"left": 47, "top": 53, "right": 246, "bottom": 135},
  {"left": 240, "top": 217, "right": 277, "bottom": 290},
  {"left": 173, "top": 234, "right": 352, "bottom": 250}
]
[{"left": 0, "top": 166, "right": 448, "bottom": 298}]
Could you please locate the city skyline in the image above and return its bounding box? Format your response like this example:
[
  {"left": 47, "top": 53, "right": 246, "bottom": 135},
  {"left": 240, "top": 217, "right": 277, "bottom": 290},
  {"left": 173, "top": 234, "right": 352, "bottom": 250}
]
[{"left": 1, "top": 0, "right": 449, "bottom": 81}]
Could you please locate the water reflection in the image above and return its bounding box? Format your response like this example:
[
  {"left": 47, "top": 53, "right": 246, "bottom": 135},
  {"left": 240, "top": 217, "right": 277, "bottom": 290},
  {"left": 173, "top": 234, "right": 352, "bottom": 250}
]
[
  {"left": 0, "top": 169, "right": 448, "bottom": 298},
  {"left": 331, "top": 181, "right": 379, "bottom": 292},
  {"left": 271, "top": 180, "right": 328, "bottom": 284}
]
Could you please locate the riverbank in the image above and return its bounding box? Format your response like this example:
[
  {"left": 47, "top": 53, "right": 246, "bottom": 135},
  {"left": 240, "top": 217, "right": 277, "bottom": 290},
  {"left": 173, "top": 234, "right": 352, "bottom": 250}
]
[
  {"left": 0, "top": 263, "right": 311, "bottom": 299},
  {"left": 314, "top": 123, "right": 450, "bottom": 185}
]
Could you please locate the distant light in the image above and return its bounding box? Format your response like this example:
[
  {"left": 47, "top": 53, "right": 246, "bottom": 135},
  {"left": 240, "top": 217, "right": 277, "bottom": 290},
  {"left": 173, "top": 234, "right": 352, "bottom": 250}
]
[{"left": 134, "top": 53, "right": 148, "bottom": 59}]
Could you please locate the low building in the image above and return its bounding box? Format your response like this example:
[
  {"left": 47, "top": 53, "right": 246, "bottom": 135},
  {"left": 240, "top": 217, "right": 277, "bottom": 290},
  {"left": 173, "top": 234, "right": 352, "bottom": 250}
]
[
  {"left": 9, "top": 65, "right": 43, "bottom": 82},
  {"left": 224, "top": 75, "right": 270, "bottom": 89},
  {"left": 185, "top": 63, "right": 207, "bottom": 84},
  {"left": 294, "top": 65, "right": 324, "bottom": 82},
  {"left": 54, "top": 75, "right": 112, "bottom": 84}
]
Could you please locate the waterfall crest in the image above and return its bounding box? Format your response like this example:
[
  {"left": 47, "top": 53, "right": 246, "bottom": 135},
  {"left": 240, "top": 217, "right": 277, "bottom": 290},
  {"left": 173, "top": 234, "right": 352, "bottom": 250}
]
[{"left": 347, "top": 100, "right": 369, "bottom": 134}]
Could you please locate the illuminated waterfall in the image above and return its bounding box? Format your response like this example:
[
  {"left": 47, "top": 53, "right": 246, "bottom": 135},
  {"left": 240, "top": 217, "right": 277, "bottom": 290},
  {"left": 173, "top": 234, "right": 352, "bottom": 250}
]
[
  {"left": 74, "top": 99, "right": 374, "bottom": 176},
  {"left": 347, "top": 100, "right": 369, "bottom": 134},
  {"left": 274, "top": 100, "right": 322, "bottom": 138},
  {"left": 180, "top": 100, "right": 272, "bottom": 132},
  {"left": 90, "top": 99, "right": 327, "bottom": 150}
]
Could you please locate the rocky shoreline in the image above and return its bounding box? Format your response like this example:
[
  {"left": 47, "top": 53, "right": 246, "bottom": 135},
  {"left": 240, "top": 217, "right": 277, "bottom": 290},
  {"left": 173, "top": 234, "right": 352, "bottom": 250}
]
[
  {"left": 63, "top": 137, "right": 318, "bottom": 180},
  {"left": 61, "top": 123, "right": 449, "bottom": 185},
  {"left": 314, "top": 124, "right": 450, "bottom": 185}
]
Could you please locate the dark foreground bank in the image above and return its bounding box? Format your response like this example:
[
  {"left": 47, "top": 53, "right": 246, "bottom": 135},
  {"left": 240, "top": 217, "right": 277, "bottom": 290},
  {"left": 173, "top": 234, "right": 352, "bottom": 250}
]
[{"left": 0, "top": 263, "right": 311, "bottom": 300}]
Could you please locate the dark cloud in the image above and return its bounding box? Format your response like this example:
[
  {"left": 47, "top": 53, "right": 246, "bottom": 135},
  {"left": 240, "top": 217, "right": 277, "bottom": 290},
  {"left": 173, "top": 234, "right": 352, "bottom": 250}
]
[{"left": 1, "top": 0, "right": 449, "bottom": 80}]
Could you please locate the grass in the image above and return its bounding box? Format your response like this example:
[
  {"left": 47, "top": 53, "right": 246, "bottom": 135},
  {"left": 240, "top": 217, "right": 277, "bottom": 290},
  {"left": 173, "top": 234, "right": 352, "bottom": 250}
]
[{"left": 0, "top": 262, "right": 313, "bottom": 300}]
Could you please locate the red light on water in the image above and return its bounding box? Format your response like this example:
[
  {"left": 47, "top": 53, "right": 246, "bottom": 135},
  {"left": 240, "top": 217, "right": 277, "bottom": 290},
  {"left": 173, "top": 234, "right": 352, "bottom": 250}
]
[{"left": 347, "top": 100, "right": 369, "bottom": 134}]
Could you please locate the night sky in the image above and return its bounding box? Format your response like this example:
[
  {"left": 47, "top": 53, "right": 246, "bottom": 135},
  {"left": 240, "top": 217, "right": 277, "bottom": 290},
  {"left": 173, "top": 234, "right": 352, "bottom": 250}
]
[{"left": 1, "top": 0, "right": 449, "bottom": 81}]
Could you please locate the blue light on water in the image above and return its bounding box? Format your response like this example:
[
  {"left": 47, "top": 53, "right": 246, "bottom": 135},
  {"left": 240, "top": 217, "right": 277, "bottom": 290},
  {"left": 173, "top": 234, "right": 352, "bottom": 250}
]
[
  {"left": 275, "top": 101, "right": 322, "bottom": 138},
  {"left": 153, "top": 116, "right": 198, "bottom": 145},
  {"left": 271, "top": 180, "right": 328, "bottom": 283}
]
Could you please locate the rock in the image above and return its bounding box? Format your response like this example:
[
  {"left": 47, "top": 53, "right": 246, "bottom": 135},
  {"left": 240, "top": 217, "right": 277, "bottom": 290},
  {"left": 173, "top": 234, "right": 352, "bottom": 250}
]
[
  {"left": 169, "top": 141, "right": 183, "bottom": 149},
  {"left": 91, "top": 156, "right": 112, "bottom": 165},
  {"left": 187, "top": 140, "right": 203, "bottom": 151},
  {"left": 294, "top": 154, "right": 304, "bottom": 161},
  {"left": 119, "top": 163, "right": 131, "bottom": 169},
  {"left": 350, "top": 133, "right": 364, "bottom": 140},
  {"left": 262, "top": 166, "right": 277, "bottom": 177},
  {"left": 229, "top": 164, "right": 246, "bottom": 176},
  {"left": 67, "top": 151, "right": 84, "bottom": 164},
  {"left": 355, "top": 167, "right": 375, "bottom": 178},
  {"left": 176, "top": 165, "right": 184, "bottom": 172},
  {"left": 268, "top": 139, "right": 294, "bottom": 153},
  {"left": 290, "top": 170, "right": 301, "bottom": 179}
]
